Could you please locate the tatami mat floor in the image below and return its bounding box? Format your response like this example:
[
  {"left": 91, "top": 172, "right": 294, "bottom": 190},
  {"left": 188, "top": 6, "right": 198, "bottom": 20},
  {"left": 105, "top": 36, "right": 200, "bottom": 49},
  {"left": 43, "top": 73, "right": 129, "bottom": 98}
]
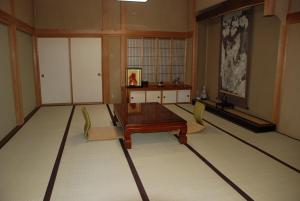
[
  {"left": 177, "top": 104, "right": 300, "bottom": 170},
  {"left": 0, "top": 106, "right": 72, "bottom": 201},
  {"left": 0, "top": 104, "right": 299, "bottom": 201}
]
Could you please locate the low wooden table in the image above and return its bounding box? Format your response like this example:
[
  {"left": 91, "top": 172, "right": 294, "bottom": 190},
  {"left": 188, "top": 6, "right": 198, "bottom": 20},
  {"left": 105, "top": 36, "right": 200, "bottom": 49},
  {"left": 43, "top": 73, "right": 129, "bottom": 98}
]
[{"left": 113, "top": 103, "right": 187, "bottom": 149}]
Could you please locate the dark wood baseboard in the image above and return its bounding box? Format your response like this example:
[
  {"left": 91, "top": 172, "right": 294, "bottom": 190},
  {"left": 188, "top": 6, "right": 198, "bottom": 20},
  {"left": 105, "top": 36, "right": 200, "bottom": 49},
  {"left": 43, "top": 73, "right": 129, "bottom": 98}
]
[{"left": 0, "top": 106, "right": 40, "bottom": 149}]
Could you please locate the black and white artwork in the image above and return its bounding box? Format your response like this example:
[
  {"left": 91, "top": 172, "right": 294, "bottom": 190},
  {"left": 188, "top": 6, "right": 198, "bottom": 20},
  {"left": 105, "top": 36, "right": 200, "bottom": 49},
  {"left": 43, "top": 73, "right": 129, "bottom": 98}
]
[{"left": 220, "top": 9, "right": 251, "bottom": 99}]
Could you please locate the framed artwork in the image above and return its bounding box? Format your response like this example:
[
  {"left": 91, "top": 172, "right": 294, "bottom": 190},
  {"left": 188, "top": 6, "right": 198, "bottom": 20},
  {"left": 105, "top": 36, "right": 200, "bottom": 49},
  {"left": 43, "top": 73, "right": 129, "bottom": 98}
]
[
  {"left": 127, "top": 68, "right": 142, "bottom": 87},
  {"left": 219, "top": 8, "right": 252, "bottom": 108}
]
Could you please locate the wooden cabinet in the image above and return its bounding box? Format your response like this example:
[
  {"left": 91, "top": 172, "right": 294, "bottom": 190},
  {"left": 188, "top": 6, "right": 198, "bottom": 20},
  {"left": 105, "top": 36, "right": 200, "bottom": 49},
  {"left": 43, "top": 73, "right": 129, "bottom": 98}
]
[
  {"left": 177, "top": 90, "right": 191, "bottom": 103},
  {"left": 129, "top": 91, "right": 145, "bottom": 103},
  {"left": 146, "top": 91, "right": 161, "bottom": 103},
  {"left": 162, "top": 90, "right": 177, "bottom": 103},
  {"left": 125, "top": 85, "right": 191, "bottom": 104}
]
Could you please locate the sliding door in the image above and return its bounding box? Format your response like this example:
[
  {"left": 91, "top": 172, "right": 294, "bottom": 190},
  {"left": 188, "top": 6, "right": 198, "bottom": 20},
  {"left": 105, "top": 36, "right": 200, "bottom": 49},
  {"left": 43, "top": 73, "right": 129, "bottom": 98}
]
[
  {"left": 71, "top": 38, "right": 102, "bottom": 103},
  {"left": 37, "top": 38, "right": 71, "bottom": 104}
]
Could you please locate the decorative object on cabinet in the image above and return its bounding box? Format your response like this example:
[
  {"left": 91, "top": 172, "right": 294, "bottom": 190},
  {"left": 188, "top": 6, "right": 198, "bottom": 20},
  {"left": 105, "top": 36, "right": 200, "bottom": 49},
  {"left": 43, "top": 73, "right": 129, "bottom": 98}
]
[
  {"left": 200, "top": 85, "right": 208, "bottom": 100},
  {"left": 127, "top": 68, "right": 142, "bottom": 87}
]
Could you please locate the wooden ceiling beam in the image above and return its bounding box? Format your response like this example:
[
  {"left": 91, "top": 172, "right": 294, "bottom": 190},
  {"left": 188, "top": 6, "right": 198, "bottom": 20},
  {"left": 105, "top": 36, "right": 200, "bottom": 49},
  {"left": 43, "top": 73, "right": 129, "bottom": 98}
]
[{"left": 196, "top": 0, "right": 264, "bottom": 21}]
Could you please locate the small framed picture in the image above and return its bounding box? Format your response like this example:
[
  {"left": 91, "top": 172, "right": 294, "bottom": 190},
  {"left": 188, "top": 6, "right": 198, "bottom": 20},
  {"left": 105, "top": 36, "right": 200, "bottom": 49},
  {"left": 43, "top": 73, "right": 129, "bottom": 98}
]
[{"left": 127, "top": 68, "right": 142, "bottom": 87}]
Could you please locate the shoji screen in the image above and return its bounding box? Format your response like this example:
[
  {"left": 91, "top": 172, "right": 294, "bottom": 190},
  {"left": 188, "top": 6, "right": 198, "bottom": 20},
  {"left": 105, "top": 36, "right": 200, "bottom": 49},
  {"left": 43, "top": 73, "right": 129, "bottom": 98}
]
[
  {"left": 37, "top": 38, "right": 71, "bottom": 104},
  {"left": 0, "top": 23, "right": 17, "bottom": 140},
  {"left": 70, "top": 38, "right": 102, "bottom": 103}
]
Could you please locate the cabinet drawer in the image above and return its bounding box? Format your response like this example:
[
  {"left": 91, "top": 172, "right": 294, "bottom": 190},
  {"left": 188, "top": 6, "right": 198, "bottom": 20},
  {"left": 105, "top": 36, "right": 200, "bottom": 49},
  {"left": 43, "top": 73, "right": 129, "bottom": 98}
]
[
  {"left": 130, "top": 91, "right": 145, "bottom": 103},
  {"left": 177, "top": 90, "right": 190, "bottom": 103},
  {"left": 146, "top": 91, "right": 161, "bottom": 103},
  {"left": 162, "top": 90, "right": 177, "bottom": 104}
]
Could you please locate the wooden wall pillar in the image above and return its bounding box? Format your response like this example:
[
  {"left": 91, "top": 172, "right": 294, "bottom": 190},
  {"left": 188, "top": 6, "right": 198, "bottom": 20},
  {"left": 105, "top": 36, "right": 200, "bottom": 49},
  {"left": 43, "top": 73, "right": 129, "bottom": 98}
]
[
  {"left": 32, "top": 35, "right": 42, "bottom": 106},
  {"left": 9, "top": 24, "right": 24, "bottom": 125}
]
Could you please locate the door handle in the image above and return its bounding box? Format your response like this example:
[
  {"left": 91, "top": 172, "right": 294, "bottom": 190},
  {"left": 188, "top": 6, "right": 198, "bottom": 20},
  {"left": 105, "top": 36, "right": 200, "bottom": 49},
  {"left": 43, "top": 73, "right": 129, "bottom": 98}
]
[
  {"left": 97, "top": 73, "right": 101, "bottom": 76},
  {"left": 41, "top": 74, "right": 44, "bottom": 78}
]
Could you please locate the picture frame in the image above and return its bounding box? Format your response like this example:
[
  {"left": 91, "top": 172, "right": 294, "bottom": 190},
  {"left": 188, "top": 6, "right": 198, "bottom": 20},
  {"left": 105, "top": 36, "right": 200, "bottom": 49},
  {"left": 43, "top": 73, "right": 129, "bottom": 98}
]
[{"left": 127, "top": 68, "right": 142, "bottom": 87}]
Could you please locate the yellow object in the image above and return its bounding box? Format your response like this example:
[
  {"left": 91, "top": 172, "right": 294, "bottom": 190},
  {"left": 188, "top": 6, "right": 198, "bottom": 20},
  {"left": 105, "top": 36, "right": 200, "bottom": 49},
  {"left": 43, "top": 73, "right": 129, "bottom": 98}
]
[
  {"left": 81, "top": 107, "right": 91, "bottom": 137},
  {"left": 193, "top": 101, "right": 205, "bottom": 125},
  {"left": 81, "top": 107, "right": 121, "bottom": 141}
]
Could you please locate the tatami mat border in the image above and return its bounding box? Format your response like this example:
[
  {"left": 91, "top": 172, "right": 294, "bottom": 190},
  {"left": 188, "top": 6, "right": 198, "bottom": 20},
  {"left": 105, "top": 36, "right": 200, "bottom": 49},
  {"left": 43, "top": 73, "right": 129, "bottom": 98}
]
[
  {"left": 173, "top": 134, "right": 254, "bottom": 201},
  {"left": 0, "top": 106, "right": 40, "bottom": 149},
  {"left": 119, "top": 139, "right": 150, "bottom": 201},
  {"left": 106, "top": 104, "right": 117, "bottom": 126},
  {"left": 43, "top": 105, "right": 75, "bottom": 201},
  {"left": 106, "top": 104, "right": 149, "bottom": 201},
  {"left": 277, "top": 132, "right": 300, "bottom": 142},
  {"left": 175, "top": 104, "right": 300, "bottom": 174}
]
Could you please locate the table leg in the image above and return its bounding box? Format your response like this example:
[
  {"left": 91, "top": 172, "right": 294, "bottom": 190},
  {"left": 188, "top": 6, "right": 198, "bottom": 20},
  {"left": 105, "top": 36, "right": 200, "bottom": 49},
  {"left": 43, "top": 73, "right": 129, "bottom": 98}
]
[
  {"left": 179, "top": 124, "right": 187, "bottom": 144},
  {"left": 124, "top": 129, "right": 132, "bottom": 149}
]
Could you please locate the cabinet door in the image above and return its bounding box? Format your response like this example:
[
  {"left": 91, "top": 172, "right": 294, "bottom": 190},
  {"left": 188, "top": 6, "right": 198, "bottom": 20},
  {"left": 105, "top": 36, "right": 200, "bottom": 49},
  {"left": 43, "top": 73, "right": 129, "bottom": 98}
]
[
  {"left": 177, "top": 90, "right": 191, "bottom": 103},
  {"left": 38, "top": 38, "right": 71, "bottom": 104},
  {"left": 162, "top": 90, "right": 177, "bottom": 104},
  {"left": 146, "top": 91, "right": 161, "bottom": 103},
  {"left": 71, "top": 38, "right": 102, "bottom": 103},
  {"left": 130, "top": 91, "right": 145, "bottom": 103}
]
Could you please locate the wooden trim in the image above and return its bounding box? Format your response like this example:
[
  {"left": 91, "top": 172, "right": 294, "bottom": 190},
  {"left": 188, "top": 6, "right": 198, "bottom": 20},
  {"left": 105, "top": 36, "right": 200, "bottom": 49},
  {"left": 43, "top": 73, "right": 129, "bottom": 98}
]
[
  {"left": 42, "top": 103, "right": 73, "bottom": 106},
  {"left": 155, "top": 38, "right": 158, "bottom": 83},
  {"left": 120, "top": 2, "right": 127, "bottom": 30},
  {"left": 73, "top": 102, "right": 103, "bottom": 105},
  {"left": 32, "top": 36, "right": 42, "bottom": 106},
  {"left": 121, "top": 35, "right": 127, "bottom": 87},
  {"left": 0, "top": 10, "right": 34, "bottom": 34},
  {"left": 10, "top": 0, "right": 15, "bottom": 17},
  {"left": 35, "top": 29, "right": 193, "bottom": 38},
  {"left": 191, "top": 0, "right": 198, "bottom": 99},
  {"left": 125, "top": 30, "right": 192, "bottom": 38},
  {"left": 264, "top": 0, "right": 275, "bottom": 16},
  {"left": 101, "top": 0, "right": 104, "bottom": 31},
  {"left": 272, "top": 25, "right": 288, "bottom": 124},
  {"left": 102, "top": 37, "right": 110, "bottom": 103},
  {"left": 196, "top": 0, "right": 263, "bottom": 21},
  {"left": 9, "top": 24, "right": 24, "bottom": 125},
  {"left": 286, "top": 12, "right": 300, "bottom": 24},
  {"left": 0, "top": 15, "right": 10, "bottom": 24},
  {"left": 169, "top": 39, "right": 173, "bottom": 81},
  {"left": 68, "top": 38, "right": 74, "bottom": 103},
  {"left": 184, "top": 38, "right": 188, "bottom": 84}
]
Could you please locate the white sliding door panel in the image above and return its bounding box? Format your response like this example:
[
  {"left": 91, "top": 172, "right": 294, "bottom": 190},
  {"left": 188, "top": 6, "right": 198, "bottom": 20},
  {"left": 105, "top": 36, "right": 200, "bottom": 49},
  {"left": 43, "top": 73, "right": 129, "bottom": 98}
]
[
  {"left": 71, "top": 38, "right": 102, "bottom": 103},
  {"left": 38, "top": 38, "right": 71, "bottom": 104}
]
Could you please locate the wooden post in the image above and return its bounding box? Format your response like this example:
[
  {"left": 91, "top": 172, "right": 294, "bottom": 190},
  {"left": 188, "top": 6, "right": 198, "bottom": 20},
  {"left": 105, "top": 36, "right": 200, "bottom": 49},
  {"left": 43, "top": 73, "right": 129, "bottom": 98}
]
[
  {"left": 264, "top": 0, "right": 276, "bottom": 16},
  {"left": 32, "top": 35, "right": 42, "bottom": 106},
  {"left": 102, "top": 37, "right": 110, "bottom": 103},
  {"left": 191, "top": 0, "right": 198, "bottom": 98},
  {"left": 9, "top": 24, "right": 24, "bottom": 125}
]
